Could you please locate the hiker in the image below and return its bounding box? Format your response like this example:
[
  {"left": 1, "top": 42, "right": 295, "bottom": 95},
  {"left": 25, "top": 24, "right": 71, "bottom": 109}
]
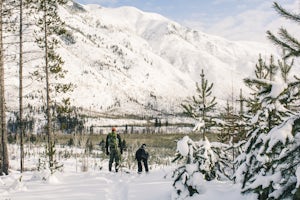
[
  {"left": 135, "top": 144, "right": 149, "bottom": 173},
  {"left": 105, "top": 127, "right": 123, "bottom": 172}
]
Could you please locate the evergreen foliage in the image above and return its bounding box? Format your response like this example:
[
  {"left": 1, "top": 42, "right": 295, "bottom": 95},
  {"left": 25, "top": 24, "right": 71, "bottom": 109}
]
[
  {"left": 238, "top": 115, "right": 300, "bottom": 200},
  {"left": 37, "top": 144, "right": 63, "bottom": 176},
  {"left": 181, "top": 69, "right": 217, "bottom": 139},
  {"left": 26, "top": 0, "right": 72, "bottom": 174},
  {"left": 235, "top": 52, "right": 300, "bottom": 199},
  {"left": 217, "top": 100, "right": 238, "bottom": 143},
  {"left": 267, "top": 2, "right": 300, "bottom": 58},
  {"left": 244, "top": 54, "right": 291, "bottom": 133},
  {"left": 28, "top": 0, "right": 73, "bottom": 109},
  {"left": 56, "top": 109, "right": 84, "bottom": 134},
  {"left": 172, "top": 136, "right": 232, "bottom": 199},
  {"left": 235, "top": 2, "right": 300, "bottom": 199}
]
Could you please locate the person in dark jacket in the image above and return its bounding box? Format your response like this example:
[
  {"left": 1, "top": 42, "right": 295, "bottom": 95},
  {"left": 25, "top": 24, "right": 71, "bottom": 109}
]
[
  {"left": 105, "top": 127, "right": 123, "bottom": 172},
  {"left": 135, "top": 144, "right": 149, "bottom": 173}
]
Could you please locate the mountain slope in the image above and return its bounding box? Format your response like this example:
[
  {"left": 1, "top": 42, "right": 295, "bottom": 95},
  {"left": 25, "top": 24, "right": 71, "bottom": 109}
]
[{"left": 5, "top": 1, "right": 280, "bottom": 124}]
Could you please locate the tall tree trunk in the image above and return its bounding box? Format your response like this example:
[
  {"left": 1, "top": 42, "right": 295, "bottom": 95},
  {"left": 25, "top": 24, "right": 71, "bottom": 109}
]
[
  {"left": 43, "top": 0, "right": 53, "bottom": 168},
  {"left": 0, "top": 0, "right": 9, "bottom": 175},
  {"left": 19, "top": 0, "right": 24, "bottom": 173}
]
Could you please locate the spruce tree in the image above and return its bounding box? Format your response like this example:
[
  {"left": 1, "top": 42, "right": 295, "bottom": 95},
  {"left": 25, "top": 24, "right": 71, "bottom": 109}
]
[{"left": 181, "top": 69, "right": 217, "bottom": 139}]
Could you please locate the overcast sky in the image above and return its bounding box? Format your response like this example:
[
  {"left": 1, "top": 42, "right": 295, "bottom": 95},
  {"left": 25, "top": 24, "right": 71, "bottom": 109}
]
[{"left": 76, "top": 0, "right": 300, "bottom": 43}]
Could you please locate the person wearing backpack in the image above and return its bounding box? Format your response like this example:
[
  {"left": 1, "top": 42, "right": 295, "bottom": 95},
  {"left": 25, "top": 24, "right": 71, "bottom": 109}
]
[
  {"left": 105, "top": 127, "right": 123, "bottom": 172},
  {"left": 135, "top": 143, "right": 149, "bottom": 173}
]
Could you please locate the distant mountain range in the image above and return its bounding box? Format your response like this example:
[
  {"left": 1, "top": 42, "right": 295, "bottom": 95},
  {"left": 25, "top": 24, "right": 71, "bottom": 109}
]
[{"left": 5, "top": 1, "right": 285, "bottom": 129}]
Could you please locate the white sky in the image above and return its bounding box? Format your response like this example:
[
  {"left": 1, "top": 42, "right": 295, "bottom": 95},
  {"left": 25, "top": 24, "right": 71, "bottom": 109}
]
[{"left": 76, "top": 0, "right": 300, "bottom": 43}]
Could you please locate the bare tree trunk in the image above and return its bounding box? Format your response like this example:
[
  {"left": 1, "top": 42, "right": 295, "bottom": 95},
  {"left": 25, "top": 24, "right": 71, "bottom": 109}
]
[
  {"left": 0, "top": 0, "right": 9, "bottom": 175},
  {"left": 19, "top": 0, "right": 24, "bottom": 173},
  {"left": 43, "top": 0, "right": 53, "bottom": 168}
]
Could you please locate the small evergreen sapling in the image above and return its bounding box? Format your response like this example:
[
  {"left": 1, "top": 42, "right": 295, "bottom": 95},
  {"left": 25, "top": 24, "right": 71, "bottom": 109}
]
[
  {"left": 181, "top": 69, "right": 217, "bottom": 140},
  {"left": 172, "top": 136, "right": 202, "bottom": 199},
  {"left": 172, "top": 136, "right": 232, "bottom": 199}
]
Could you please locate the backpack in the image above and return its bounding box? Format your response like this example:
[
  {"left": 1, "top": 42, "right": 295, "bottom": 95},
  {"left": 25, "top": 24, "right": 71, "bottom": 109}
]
[{"left": 108, "top": 132, "right": 120, "bottom": 149}]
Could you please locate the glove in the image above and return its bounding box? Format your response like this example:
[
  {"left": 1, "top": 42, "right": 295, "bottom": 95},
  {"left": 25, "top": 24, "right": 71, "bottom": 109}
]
[{"left": 106, "top": 151, "right": 109, "bottom": 155}]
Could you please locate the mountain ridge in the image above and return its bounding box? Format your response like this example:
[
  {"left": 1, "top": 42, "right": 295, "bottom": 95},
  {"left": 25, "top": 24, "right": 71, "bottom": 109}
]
[{"left": 5, "top": 1, "right": 282, "bottom": 129}]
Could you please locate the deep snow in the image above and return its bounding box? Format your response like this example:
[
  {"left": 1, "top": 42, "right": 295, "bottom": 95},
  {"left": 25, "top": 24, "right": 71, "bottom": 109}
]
[
  {"left": 0, "top": 150, "right": 255, "bottom": 200},
  {"left": 0, "top": 167, "right": 253, "bottom": 200}
]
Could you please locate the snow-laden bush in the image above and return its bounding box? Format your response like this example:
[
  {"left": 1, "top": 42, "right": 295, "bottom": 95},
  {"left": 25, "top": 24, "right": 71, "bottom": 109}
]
[
  {"left": 235, "top": 114, "right": 300, "bottom": 200},
  {"left": 171, "top": 136, "right": 232, "bottom": 200}
]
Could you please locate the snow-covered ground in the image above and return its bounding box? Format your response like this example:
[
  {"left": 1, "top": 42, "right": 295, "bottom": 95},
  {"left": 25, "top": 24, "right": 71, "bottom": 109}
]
[
  {"left": 0, "top": 152, "right": 255, "bottom": 200},
  {"left": 0, "top": 168, "right": 252, "bottom": 200}
]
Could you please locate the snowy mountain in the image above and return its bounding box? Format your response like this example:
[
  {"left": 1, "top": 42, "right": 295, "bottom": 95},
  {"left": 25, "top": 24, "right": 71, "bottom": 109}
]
[{"left": 5, "top": 1, "right": 282, "bottom": 126}]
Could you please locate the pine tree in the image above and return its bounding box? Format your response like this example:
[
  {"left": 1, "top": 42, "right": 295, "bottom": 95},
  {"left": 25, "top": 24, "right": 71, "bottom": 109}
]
[
  {"left": 181, "top": 69, "right": 217, "bottom": 139},
  {"left": 0, "top": 0, "right": 16, "bottom": 176},
  {"left": 235, "top": 2, "right": 300, "bottom": 198},
  {"left": 28, "top": 0, "right": 71, "bottom": 174},
  {"left": 235, "top": 54, "right": 295, "bottom": 190},
  {"left": 172, "top": 136, "right": 206, "bottom": 199},
  {"left": 2, "top": 0, "right": 35, "bottom": 172},
  {"left": 265, "top": 55, "right": 277, "bottom": 81},
  {"left": 278, "top": 52, "right": 293, "bottom": 84},
  {"left": 218, "top": 87, "right": 246, "bottom": 145},
  {"left": 217, "top": 100, "right": 234, "bottom": 143},
  {"left": 244, "top": 55, "right": 287, "bottom": 133},
  {"left": 276, "top": 51, "right": 300, "bottom": 112},
  {"left": 267, "top": 2, "right": 300, "bottom": 58},
  {"left": 0, "top": 0, "right": 16, "bottom": 173},
  {"left": 217, "top": 97, "right": 243, "bottom": 174},
  {"left": 255, "top": 54, "right": 268, "bottom": 79},
  {"left": 19, "top": 0, "right": 26, "bottom": 174},
  {"left": 242, "top": 115, "right": 300, "bottom": 200},
  {"left": 236, "top": 89, "right": 247, "bottom": 141}
]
